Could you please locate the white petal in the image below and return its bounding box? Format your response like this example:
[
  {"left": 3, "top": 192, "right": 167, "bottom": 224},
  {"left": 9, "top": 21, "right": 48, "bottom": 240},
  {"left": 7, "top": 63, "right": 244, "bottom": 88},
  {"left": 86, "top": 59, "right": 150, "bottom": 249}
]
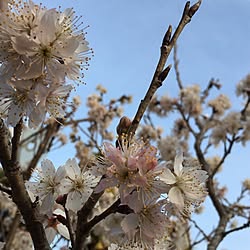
[
  {"left": 168, "top": 186, "right": 184, "bottom": 210},
  {"left": 174, "top": 152, "right": 183, "bottom": 176},
  {"left": 64, "top": 158, "right": 80, "bottom": 179},
  {"left": 45, "top": 227, "right": 56, "bottom": 244},
  {"left": 160, "top": 168, "right": 177, "bottom": 185},
  {"left": 57, "top": 223, "right": 70, "bottom": 240},
  {"left": 121, "top": 213, "right": 139, "bottom": 234},
  {"left": 11, "top": 35, "right": 38, "bottom": 56},
  {"left": 59, "top": 178, "right": 73, "bottom": 195},
  {"left": 40, "top": 192, "right": 54, "bottom": 215},
  {"left": 55, "top": 165, "right": 66, "bottom": 183},
  {"left": 65, "top": 191, "right": 82, "bottom": 212},
  {"left": 41, "top": 159, "right": 55, "bottom": 178}
]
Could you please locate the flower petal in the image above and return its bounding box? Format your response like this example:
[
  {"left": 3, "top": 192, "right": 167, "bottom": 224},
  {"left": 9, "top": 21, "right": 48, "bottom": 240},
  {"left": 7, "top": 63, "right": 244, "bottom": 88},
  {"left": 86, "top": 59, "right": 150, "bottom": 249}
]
[
  {"left": 168, "top": 186, "right": 184, "bottom": 210},
  {"left": 160, "top": 168, "right": 177, "bottom": 184},
  {"left": 174, "top": 151, "right": 183, "bottom": 176}
]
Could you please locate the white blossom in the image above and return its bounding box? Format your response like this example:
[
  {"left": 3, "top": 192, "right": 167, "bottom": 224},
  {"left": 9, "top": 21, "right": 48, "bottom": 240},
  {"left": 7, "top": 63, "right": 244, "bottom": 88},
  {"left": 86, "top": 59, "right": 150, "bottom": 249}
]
[
  {"left": 26, "top": 159, "right": 66, "bottom": 215},
  {"left": 60, "top": 158, "right": 100, "bottom": 212},
  {"left": 161, "top": 152, "right": 208, "bottom": 215}
]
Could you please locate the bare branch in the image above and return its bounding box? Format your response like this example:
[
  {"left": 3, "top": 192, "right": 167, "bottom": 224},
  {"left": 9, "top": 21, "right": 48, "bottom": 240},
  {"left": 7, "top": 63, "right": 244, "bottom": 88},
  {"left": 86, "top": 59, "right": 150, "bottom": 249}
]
[
  {"left": 128, "top": 1, "right": 202, "bottom": 136},
  {"left": 0, "top": 119, "right": 50, "bottom": 250},
  {"left": 222, "top": 219, "right": 250, "bottom": 239}
]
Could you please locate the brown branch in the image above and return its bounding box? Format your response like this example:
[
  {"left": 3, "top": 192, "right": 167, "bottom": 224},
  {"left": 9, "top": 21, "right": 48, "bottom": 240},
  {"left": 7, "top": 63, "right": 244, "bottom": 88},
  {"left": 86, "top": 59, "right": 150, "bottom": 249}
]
[
  {"left": 64, "top": 208, "right": 75, "bottom": 248},
  {"left": 222, "top": 220, "right": 250, "bottom": 239},
  {"left": 11, "top": 120, "right": 23, "bottom": 161},
  {"left": 194, "top": 134, "right": 233, "bottom": 250},
  {"left": 0, "top": 119, "right": 50, "bottom": 250},
  {"left": 128, "top": 0, "right": 202, "bottom": 136},
  {"left": 73, "top": 191, "right": 104, "bottom": 250},
  {"left": 73, "top": 198, "right": 132, "bottom": 250}
]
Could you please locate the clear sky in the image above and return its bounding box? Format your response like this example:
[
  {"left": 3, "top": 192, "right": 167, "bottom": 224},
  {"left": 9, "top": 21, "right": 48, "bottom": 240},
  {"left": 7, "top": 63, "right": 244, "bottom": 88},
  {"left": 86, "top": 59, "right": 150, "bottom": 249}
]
[{"left": 36, "top": 0, "right": 250, "bottom": 249}]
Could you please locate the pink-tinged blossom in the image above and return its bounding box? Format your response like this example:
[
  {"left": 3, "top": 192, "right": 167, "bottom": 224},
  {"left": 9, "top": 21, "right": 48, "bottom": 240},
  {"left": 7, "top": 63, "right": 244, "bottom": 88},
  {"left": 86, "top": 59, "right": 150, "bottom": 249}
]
[
  {"left": 161, "top": 152, "right": 208, "bottom": 215},
  {"left": 26, "top": 159, "right": 66, "bottom": 215},
  {"left": 59, "top": 158, "right": 100, "bottom": 212},
  {"left": 95, "top": 138, "right": 168, "bottom": 210},
  {"left": 119, "top": 200, "right": 169, "bottom": 250}
]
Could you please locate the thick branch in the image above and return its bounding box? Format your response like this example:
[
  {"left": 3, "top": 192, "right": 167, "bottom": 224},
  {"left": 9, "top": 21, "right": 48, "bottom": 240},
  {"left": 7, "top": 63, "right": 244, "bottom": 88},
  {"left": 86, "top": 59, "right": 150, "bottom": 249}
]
[
  {"left": 74, "top": 191, "right": 104, "bottom": 250},
  {"left": 0, "top": 119, "right": 50, "bottom": 250}
]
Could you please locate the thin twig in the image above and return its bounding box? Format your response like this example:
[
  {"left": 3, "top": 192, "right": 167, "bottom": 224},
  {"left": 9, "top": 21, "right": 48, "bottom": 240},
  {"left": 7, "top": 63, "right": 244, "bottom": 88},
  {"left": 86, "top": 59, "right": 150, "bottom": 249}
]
[
  {"left": 222, "top": 219, "right": 250, "bottom": 239},
  {"left": 0, "top": 183, "right": 12, "bottom": 195},
  {"left": 173, "top": 44, "right": 183, "bottom": 89},
  {"left": 128, "top": 1, "right": 202, "bottom": 136},
  {"left": 23, "top": 121, "right": 60, "bottom": 180},
  {"left": 211, "top": 134, "right": 237, "bottom": 177}
]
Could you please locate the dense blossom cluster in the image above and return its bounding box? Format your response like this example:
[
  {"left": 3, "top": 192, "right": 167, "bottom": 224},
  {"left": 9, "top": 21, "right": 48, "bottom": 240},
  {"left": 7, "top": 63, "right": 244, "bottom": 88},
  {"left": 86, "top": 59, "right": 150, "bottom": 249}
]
[
  {"left": 0, "top": 0, "right": 91, "bottom": 127},
  {"left": 91, "top": 137, "right": 208, "bottom": 249},
  {"left": 1, "top": 1, "right": 249, "bottom": 249},
  {"left": 22, "top": 137, "right": 208, "bottom": 249}
]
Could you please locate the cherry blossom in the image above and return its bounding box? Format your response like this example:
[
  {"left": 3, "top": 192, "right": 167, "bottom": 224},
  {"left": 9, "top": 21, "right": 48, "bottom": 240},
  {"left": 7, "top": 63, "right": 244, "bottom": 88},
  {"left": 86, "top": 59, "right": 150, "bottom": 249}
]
[
  {"left": 95, "top": 138, "right": 168, "bottom": 209},
  {"left": 161, "top": 152, "right": 208, "bottom": 214},
  {"left": 0, "top": 0, "right": 90, "bottom": 82},
  {"left": 26, "top": 159, "right": 66, "bottom": 215},
  {"left": 0, "top": 80, "right": 36, "bottom": 126},
  {"left": 59, "top": 158, "right": 100, "bottom": 212}
]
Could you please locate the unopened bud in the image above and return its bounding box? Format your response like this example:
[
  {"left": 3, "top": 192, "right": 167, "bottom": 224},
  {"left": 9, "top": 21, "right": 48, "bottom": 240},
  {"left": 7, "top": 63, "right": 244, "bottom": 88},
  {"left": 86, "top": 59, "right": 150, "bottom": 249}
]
[{"left": 116, "top": 116, "right": 132, "bottom": 136}]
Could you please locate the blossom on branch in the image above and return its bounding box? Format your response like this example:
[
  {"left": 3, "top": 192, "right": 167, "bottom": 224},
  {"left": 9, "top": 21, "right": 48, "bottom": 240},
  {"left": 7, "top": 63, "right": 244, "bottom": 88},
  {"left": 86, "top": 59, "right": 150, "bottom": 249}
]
[
  {"left": 0, "top": 0, "right": 91, "bottom": 127},
  {"left": 26, "top": 159, "right": 66, "bottom": 215},
  {"left": 0, "top": 0, "right": 90, "bottom": 81},
  {"left": 161, "top": 152, "right": 208, "bottom": 215},
  {"left": 95, "top": 137, "right": 168, "bottom": 210},
  {"left": 60, "top": 158, "right": 100, "bottom": 212}
]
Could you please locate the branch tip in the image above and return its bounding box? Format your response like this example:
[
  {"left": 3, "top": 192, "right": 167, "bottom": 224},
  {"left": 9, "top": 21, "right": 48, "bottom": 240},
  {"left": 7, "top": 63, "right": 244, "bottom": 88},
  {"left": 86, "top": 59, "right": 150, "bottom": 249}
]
[
  {"left": 162, "top": 25, "right": 172, "bottom": 46},
  {"left": 188, "top": 0, "right": 202, "bottom": 18},
  {"left": 158, "top": 64, "right": 172, "bottom": 82},
  {"left": 182, "top": 1, "right": 191, "bottom": 18}
]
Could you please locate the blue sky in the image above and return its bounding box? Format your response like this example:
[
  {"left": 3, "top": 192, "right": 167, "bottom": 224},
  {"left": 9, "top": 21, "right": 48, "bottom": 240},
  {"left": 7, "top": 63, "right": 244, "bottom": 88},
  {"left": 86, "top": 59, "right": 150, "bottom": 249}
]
[{"left": 36, "top": 1, "right": 250, "bottom": 249}]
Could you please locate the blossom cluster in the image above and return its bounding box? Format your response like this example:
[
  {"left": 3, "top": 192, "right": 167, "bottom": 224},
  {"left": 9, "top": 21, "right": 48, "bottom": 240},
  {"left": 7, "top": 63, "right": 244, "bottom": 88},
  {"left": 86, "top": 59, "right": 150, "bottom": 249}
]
[
  {"left": 25, "top": 158, "right": 100, "bottom": 243},
  {"left": 24, "top": 137, "right": 208, "bottom": 249},
  {"left": 92, "top": 137, "right": 208, "bottom": 249},
  {"left": 0, "top": 0, "right": 90, "bottom": 127}
]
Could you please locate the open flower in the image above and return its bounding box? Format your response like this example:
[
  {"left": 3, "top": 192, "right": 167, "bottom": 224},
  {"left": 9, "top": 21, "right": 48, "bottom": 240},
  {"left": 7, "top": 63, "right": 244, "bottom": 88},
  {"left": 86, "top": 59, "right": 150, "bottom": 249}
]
[
  {"left": 0, "top": 80, "right": 36, "bottom": 126},
  {"left": 59, "top": 158, "right": 100, "bottom": 212},
  {"left": 29, "top": 83, "right": 73, "bottom": 127},
  {"left": 26, "top": 159, "right": 66, "bottom": 215},
  {"left": 161, "top": 152, "right": 208, "bottom": 215},
  {"left": 0, "top": 0, "right": 91, "bottom": 82},
  {"left": 95, "top": 138, "right": 168, "bottom": 210},
  {"left": 119, "top": 200, "right": 169, "bottom": 250}
]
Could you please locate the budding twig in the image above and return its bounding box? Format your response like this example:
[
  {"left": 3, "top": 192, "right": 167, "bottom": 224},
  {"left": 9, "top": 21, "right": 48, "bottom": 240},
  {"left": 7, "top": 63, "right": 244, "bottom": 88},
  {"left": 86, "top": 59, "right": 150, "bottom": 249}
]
[{"left": 128, "top": 0, "right": 202, "bottom": 136}]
